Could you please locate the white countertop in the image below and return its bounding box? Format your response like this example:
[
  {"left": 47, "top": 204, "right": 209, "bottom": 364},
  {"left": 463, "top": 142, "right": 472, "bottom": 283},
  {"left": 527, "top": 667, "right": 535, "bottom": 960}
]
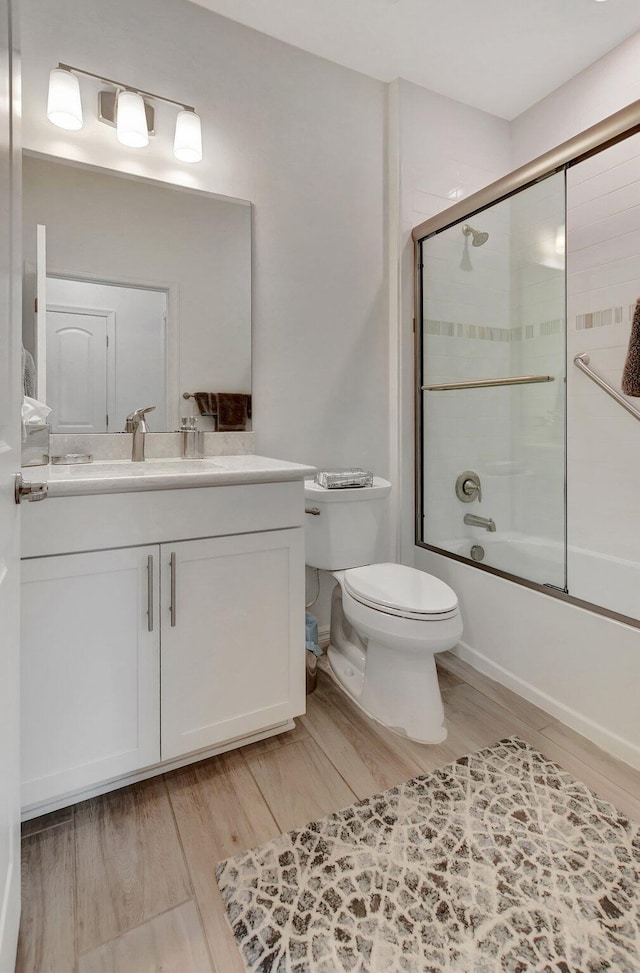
[{"left": 23, "top": 455, "right": 316, "bottom": 498}]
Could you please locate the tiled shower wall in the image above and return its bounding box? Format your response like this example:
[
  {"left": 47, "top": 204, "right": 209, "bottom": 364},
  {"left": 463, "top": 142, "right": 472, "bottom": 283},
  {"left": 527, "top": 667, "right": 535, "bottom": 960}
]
[{"left": 566, "top": 131, "right": 640, "bottom": 610}]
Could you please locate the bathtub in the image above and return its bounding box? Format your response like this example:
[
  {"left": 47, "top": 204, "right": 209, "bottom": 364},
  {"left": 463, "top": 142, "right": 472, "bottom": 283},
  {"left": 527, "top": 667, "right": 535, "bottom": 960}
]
[{"left": 446, "top": 532, "right": 639, "bottom": 621}]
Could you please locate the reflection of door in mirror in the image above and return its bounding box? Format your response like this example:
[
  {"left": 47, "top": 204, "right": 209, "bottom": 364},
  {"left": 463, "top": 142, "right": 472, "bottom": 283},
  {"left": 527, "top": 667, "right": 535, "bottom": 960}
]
[{"left": 45, "top": 277, "right": 167, "bottom": 433}]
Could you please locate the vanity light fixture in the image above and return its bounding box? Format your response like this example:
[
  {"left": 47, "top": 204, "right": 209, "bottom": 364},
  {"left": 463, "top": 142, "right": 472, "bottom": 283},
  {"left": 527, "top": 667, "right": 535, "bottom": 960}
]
[
  {"left": 116, "top": 90, "right": 149, "bottom": 149},
  {"left": 47, "top": 67, "right": 83, "bottom": 130},
  {"left": 46, "top": 64, "right": 203, "bottom": 164},
  {"left": 174, "top": 109, "right": 203, "bottom": 164}
]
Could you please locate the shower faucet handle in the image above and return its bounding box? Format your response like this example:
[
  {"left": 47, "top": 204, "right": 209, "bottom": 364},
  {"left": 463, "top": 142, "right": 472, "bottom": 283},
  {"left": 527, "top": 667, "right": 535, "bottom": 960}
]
[{"left": 456, "top": 470, "right": 482, "bottom": 503}]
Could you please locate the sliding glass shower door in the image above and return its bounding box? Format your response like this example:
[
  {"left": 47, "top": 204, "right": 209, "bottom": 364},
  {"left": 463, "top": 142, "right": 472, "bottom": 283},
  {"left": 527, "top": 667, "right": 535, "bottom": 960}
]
[{"left": 417, "top": 171, "right": 566, "bottom": 590}]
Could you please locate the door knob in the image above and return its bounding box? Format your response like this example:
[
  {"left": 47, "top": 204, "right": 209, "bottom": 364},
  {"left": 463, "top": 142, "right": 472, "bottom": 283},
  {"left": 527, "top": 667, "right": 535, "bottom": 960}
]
[{"left": 14, "top": 472, "right": 49, "bottom": 504}]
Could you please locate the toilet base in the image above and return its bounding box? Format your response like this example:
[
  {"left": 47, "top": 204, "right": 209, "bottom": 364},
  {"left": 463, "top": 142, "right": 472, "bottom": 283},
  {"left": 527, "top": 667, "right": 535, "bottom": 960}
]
[
  {"left": 327, "top": 643, "right": 447, "bottom": 745},
  {"left": 325, "top": 575, "right": 456, "bottom": 744}
]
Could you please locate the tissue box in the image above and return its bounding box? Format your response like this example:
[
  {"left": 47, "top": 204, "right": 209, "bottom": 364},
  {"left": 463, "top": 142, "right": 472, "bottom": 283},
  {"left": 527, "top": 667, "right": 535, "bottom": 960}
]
[
  {"left": 21, "top": 422, "right": 50, "bottom": 467},
  {"left": 314, "top": 469, "right": 374, "bottom": 489}
]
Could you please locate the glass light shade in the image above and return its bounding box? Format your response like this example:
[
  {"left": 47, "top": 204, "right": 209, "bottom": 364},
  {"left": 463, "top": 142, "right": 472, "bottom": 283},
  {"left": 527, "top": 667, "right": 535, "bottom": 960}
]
[
  {"left": 174, "top": 110, "right": 202, "bottom": 163},
  {"left": 116, "top": 91, "right": 149, "bottom": 148},
  {"left": 47, "top": 68, "right": 83, "bottom": 131}
]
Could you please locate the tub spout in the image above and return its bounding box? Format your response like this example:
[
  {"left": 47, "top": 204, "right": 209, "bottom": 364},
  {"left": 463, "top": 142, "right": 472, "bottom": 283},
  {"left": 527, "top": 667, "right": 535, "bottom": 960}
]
[{"left": 464, "top": 513, "right": 496, "bottom": 532}]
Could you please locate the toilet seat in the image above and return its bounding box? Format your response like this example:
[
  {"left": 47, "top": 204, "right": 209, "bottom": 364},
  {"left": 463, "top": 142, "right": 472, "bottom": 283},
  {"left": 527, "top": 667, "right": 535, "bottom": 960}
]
[{"left": 343, "top": 563, "right": 459, "bottom": 620}]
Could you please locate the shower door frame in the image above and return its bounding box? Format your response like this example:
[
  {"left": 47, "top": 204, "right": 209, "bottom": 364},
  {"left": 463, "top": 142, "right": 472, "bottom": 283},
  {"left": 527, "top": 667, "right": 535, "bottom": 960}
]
[{"left": 413, "top": 97, "right": 640, "bottom": 630}]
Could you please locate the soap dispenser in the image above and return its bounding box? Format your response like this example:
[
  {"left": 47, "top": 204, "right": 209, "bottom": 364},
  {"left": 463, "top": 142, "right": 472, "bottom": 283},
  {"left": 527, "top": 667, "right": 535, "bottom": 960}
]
[{"left": 180, "top": 416, "right": 204, "bottom": 459}]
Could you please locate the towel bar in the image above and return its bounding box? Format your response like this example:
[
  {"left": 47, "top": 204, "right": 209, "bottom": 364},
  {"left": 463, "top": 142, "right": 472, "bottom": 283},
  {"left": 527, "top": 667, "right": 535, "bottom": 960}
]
[
  {"left": 421, "top": 374, "right": 554, "bottom": 391},
  {"left": 573, "top": 353, "right": 640, "bottom": 422}
]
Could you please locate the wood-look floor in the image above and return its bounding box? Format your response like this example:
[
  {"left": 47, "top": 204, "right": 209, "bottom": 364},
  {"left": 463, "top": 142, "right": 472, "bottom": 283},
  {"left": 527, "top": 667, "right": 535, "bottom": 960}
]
[{"left": 16, "top": 652, "right": 640, "bottom": 973}]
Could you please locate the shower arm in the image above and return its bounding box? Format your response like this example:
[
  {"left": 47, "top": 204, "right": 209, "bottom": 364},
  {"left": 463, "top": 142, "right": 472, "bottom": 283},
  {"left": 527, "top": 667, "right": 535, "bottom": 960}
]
[{"left": 573, "top": 354, "right": 640, "bottom": 422}]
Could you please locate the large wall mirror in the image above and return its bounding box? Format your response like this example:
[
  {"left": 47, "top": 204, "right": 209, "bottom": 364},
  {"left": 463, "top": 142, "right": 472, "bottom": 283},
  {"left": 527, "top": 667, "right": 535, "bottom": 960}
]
[{"left": 22, "top": 154, "right": 252, "bottom": 433}]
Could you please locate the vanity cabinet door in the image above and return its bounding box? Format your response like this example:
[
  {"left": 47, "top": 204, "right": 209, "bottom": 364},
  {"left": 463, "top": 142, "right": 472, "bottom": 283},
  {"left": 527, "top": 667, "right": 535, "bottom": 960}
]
[
  {"left": 21, "top": 546, "right": 160, "bottom": 809},
  {"left": 160, "top": 528, "right": 305, "bottom": 760}
]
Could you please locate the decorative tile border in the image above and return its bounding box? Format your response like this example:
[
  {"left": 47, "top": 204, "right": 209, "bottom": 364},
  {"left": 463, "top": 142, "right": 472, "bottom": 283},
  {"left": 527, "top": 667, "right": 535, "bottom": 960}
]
[
  {"left": 424, "top": 302, "right": 636, "bottom": 340},
  {"left": 424, "top": 318, "right": 564, "bottom": 342},
  {"left": 574, "top": 304, "right": 636, "bottom": 331}
]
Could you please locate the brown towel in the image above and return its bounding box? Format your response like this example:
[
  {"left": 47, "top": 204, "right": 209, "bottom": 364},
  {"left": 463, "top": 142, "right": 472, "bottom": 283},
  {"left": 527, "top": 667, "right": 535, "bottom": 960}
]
[
  {"left": 192, "top": 392, "right": 251, "bottom": 430},
  {"left": 621, "top": 299, "right": 640, "bottom": 397},
  {"left": 218, "top": 393, "right": 249, "bottom": 431},
  {"left": 193, "top": 392, "right": 218, "bottom": 416}
]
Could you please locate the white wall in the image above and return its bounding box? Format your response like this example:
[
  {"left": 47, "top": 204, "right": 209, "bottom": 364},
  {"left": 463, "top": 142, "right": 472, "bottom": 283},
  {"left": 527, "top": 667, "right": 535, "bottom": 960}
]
[
  {"left": 413, "top": 32, "right": 640, "bottom": 771},
  {"left": 20, "top": 0, "right": 388, "bottom": 475},
  {"left": 510, "top": 31, "right": 640, "bottom": 168}
]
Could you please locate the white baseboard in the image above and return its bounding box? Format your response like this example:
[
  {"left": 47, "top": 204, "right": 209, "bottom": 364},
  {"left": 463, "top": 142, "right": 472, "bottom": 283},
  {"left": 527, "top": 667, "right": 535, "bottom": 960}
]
[
  {"left": 454, "top": 640, "right": 640, "bottom": 772},
  {"left": 317, "top": 624, "right": 331, "bottom": 648}
]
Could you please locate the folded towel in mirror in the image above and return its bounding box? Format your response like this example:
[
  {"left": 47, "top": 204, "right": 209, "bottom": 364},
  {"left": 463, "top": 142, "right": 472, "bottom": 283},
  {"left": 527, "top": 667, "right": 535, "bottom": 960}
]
[
  {"left": 217, "top": 393, "right": 250, "bottom": 431},
  {"left": 193, "top": 392, "right": 217, "bottom": 416},
  {"left": 621, "top": 298, "right": 640, "bottom": 397},
  {"left": 193, "top": 392, "right": 251, "bottom": 430}
]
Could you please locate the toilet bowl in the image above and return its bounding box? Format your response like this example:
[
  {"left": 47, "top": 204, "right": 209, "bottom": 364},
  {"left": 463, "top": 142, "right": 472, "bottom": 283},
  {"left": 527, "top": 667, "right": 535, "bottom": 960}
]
[{"left": 304, "top": 479, "right": 463, "bottom": 743}]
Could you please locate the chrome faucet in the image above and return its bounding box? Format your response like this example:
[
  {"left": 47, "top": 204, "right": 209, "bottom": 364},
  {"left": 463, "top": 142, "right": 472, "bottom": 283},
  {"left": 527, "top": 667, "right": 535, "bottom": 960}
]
[
  {"left": 464, "top": 513, "right": 496, "bottom": 532},
  {"left": 125, "top": 406, "right": 156, "bottom": 462}
]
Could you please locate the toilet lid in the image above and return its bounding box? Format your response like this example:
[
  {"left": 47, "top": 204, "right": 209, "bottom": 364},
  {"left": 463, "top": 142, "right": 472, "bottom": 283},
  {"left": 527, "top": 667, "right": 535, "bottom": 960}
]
[{"left": 344, "top": 563, "right": 458, "bottom": 616}]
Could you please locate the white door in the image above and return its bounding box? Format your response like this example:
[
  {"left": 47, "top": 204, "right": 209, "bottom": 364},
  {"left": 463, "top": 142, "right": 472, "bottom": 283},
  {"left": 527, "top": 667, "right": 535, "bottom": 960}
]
[
  {"left": 45, "top": 278, "right": 168, "bottom": 432},
  {"left": 161, "top": 529, "right": 305, "bottom": 760},
  {"left": 0, "top": 0, "right": 21, "bottom": 967},
  {"left": 46, "top": 306, "right": 111, "bottom": 433},
  {"left": 21, "top": 547, "right": 161, "bottom": 809}
]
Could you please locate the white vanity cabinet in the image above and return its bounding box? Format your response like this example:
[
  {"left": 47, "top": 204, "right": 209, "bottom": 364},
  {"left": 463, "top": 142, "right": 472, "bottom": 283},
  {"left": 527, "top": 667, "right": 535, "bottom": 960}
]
[
  {"left": 20, "top": 475, "right": 308, "bottom": 816},
  {"left": 21, "top": 546, "right": 161, "bottom": 808},
  {"left": 161, "top": 529, "right": 303, "bottom": 759}
]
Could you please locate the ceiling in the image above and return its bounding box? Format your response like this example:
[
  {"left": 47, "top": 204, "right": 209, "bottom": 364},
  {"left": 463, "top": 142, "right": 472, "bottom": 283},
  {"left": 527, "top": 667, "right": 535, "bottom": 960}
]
[{"left": 187, "top": 0, "right": 640, "bottom": 119}]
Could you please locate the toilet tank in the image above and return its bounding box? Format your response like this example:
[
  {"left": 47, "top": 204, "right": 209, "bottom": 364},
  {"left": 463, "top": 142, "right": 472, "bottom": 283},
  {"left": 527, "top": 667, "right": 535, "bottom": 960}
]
[{"left": 304, "top": 477, "right": 392, "bottom": 570}]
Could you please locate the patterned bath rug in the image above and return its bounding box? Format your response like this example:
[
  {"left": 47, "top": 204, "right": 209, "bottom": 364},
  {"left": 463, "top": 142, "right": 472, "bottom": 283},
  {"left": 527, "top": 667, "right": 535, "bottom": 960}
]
[{"left": 215, "top": 736, "right": 640, "bottom": 972}]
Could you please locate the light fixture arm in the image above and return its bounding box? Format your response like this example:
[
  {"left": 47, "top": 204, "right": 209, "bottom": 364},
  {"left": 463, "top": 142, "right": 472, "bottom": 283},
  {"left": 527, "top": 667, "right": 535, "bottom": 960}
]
[{"left": 56, "top": 63, "right": 196, "bottom": 113}]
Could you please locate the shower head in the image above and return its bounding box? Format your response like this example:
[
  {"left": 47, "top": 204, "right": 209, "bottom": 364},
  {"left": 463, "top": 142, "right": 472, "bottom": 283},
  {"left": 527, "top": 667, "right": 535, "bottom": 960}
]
[{"left": 462, "top": 224, "right": 489, "bottom": 247}]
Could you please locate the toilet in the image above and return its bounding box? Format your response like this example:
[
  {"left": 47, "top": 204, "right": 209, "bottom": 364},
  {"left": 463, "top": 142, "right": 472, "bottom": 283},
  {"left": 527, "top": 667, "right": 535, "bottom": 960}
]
[{"left": 305, "top": 477, "right": 463, "bottom": 743}]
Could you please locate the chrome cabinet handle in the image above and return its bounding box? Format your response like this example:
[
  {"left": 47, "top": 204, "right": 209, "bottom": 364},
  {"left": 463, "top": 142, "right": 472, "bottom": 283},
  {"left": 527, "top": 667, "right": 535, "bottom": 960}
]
[
  {"left": 147, "top": 555, "right": 154, "bottom": 632},
  {"left": 170, "top": 552, "right": 177, "bottom": 627},
  {"left": 14, "top": 472, "right": 48, "bottom": 504}
]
